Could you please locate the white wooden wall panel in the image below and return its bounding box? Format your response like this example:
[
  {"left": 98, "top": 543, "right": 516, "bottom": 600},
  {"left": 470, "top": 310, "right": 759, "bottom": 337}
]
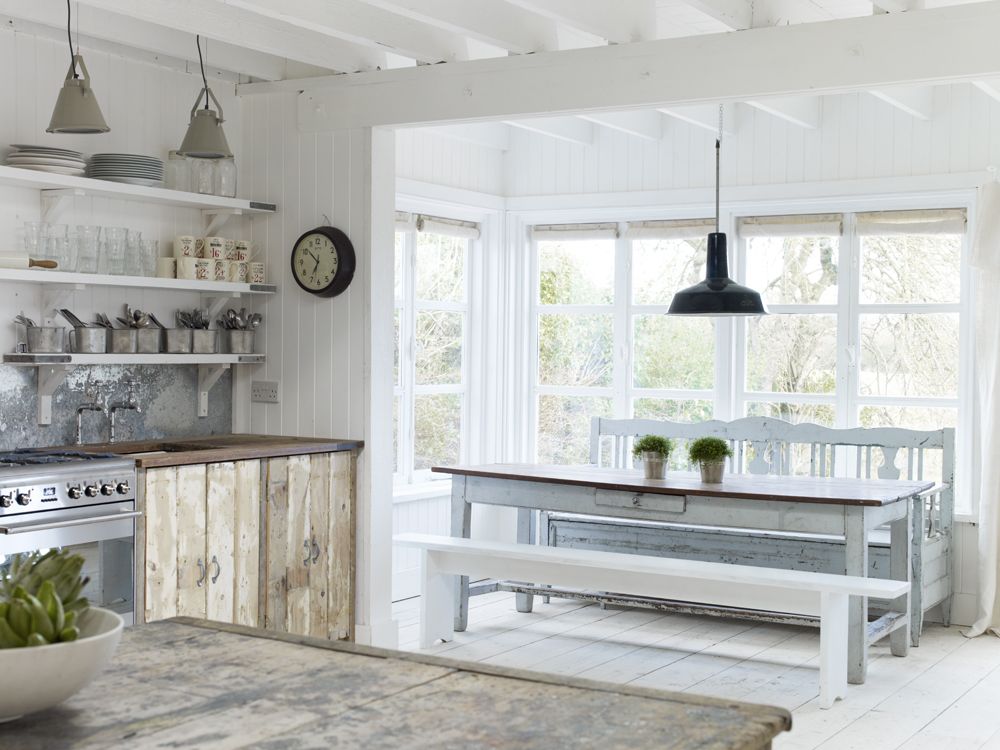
[{"left": 395, "top": 128, "right": 504, "bottom": 196}]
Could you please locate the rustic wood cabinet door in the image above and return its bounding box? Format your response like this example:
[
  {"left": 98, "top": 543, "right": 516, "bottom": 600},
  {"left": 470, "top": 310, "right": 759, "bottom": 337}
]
[
  {"left": 175, "top": 464, "right": 209, "bottom": 618},
  {"left": 144, "top": 467, "right": 179, "bottom": 622},
  {"left": 327, "top": 451, "right": 354, "bottom": 640}
]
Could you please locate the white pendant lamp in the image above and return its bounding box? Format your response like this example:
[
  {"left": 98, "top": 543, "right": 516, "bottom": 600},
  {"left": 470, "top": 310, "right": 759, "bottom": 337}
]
[
  {"left": 47, "top": 1, "right": 109, "bottom": 134},
  {"left": 178, "top": 35, "right": 232, "bottom": 159}
]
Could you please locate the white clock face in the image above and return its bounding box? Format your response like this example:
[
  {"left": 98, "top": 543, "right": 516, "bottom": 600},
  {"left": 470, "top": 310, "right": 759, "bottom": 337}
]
[{"left": 294, "top": 233, "right": 340, "bottom": 291}]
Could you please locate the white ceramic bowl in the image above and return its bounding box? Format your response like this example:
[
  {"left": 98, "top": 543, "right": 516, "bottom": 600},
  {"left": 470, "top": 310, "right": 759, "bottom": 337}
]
[{"left": 0, "top": 607, "right": 123, "bottom": 722}]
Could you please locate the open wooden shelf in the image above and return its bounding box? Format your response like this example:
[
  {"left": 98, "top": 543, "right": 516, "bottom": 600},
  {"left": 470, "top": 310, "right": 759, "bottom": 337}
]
[
  {"left": 3, "top": 353, "right": 264, "bottom": 366},
  {"left": 0, "top": 268, "right": 276, "bottom": 295}
]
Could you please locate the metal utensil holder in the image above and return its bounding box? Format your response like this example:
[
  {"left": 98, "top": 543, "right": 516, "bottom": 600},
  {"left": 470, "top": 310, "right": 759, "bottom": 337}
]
[
  {"left": 227, "top": 330, "right": 255, "bottom": 354},
  {"left": 165, "top": 329, "right": 193, "bottom": 354},
  {"left": 26, "top": 327, "right": 66, "bottom": 353},
  {"left": 192, "top": 329, "right": 217, "bottom": 354},
  {"left": 70, "top": 327, "right": 107, "bottom": 353},
  {"left": 136, "top": 328, "right": 162, "bottom": 354},
  {"left": 109, "top": 329, "right": 137, "bottom": 354}
]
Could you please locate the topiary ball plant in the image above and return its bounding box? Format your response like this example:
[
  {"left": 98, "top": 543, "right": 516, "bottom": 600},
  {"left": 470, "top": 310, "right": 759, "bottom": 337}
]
[
  {"left": 632, "top": 435, "right": 674, "bottom": 459},
  {"left": 687, "top": 437, "right": 732, "bottom": 465}
]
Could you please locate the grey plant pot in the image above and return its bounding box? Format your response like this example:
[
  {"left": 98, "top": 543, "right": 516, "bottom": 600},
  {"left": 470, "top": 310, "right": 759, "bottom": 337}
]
[
  {"left": 642, "top": 451, "right": 668, "bottom": 479},
  {"left": 699, "top": 460, "right": 726, "bottom": 483}
]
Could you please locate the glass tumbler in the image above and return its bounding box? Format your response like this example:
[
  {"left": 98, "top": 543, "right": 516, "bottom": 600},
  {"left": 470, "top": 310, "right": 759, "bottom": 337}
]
[
  {"left": 23, "top": 221, "right": 44, "bottom": 258},
  {"left": 141, "top": 239, "right": 159, "bottom": 277},
  {"left": 43, "top": 224, "right": 72, "bottom": 270},
  {"left": 103, "top": 227, "right": 128, "bottom": 275},
  {"left": 125, "top": 229, "right": 144, "bottom": 276},
  {"left": 76, "top": 226, "right": 101, "bottom": 273}
]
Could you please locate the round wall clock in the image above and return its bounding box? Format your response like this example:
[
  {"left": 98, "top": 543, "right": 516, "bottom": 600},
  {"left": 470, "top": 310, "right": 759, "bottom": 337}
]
[{"left": 290, "top": 225, "right": 357, "bottom": 298}]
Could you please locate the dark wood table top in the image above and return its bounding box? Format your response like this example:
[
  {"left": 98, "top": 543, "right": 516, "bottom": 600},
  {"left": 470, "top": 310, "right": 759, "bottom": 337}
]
[
  {"left": 434, "top": 463, "right": 935, "bottom": 507},
  {"left": 0, "top": 619, "right": 791, "bottom": 749}
]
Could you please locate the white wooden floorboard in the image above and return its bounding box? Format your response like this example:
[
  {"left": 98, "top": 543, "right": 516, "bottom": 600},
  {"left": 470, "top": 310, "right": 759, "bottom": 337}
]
[{"left": 394, "top": 593, "right": 1000, "bottom": 750}]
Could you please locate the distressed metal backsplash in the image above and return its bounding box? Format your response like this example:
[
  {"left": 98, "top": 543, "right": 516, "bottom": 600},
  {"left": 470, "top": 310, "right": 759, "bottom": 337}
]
[{"left": 0, "top": 365, "right": 232, "bottom": 449}]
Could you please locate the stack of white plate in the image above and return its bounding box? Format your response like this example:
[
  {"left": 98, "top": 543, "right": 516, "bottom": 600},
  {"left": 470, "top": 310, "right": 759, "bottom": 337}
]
[
  {"left": 6, "top": 145, "right": 86, "bottom": 176},
  {"left": 86, "top": 153, "right": 164, "bottom": 187}
]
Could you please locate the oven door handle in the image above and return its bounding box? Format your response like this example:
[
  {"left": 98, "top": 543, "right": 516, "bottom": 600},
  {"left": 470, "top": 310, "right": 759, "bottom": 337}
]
[{"left": 0, "top": 510, "right": 142, "bottom": 535}]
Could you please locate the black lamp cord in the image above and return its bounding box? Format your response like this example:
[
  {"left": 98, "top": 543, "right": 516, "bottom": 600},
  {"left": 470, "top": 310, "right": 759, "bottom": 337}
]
[
  {"left": 66, "top": 0, "right": 78, "bottom": 78},
  {"left": 196, "top": 35, "right": 210, "bottom": 110}
]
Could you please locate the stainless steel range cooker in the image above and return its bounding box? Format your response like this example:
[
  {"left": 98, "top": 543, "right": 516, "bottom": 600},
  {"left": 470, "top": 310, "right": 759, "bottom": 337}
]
[{"left": 0, "top": 449, "right": 139, "bottom": 623}]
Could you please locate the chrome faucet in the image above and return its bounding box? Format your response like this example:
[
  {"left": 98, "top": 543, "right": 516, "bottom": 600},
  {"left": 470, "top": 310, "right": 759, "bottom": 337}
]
[
  {"left": 109, "top": 386, "right": 141, "bottom": 444},
  {"left": 76, "top": 403, "right": 105, "bottom": 445}
]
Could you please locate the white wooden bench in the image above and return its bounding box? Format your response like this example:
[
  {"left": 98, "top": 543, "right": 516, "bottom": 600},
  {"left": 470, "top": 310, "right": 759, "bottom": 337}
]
[
  {"left": 396, "top": 532, "right": 909, "bottom": 709},
  {"left": 538, "top": 416, "right": 953, "bottom": 645}
]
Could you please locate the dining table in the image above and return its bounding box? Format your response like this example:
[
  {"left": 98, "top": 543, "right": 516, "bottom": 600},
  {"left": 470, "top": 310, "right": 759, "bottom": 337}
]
[
  {"left": 433, "top": 463, "right": 934, "bottom": 685},
  {"left": 0, "top": 618, "right": 792, "bottom": 749}
]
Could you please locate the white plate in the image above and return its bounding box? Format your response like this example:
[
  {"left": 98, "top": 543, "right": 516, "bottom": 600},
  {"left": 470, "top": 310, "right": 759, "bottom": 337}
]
[
  {"left": 11, "top": 144, "right": 84, "bottom": 158},
  {"left": 87, "top": 172, "right": 164, "bottom": 179},
  {"left": 8, "top": 156, "right": 87, "bottom": 167},
  {"left": 9, "top": 164, "right": 85, "bottom": 175},
  {"left": 90, "top": 154, "right": 161, "bottom": 164},
  {"left": 92, "top": 176, "right": 164, "bottom": 187}
]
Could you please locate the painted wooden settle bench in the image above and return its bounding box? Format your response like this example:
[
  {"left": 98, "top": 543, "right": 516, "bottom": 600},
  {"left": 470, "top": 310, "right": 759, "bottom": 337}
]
[{"left": 539, "top": 416, "right": 954, "bottom": 644}]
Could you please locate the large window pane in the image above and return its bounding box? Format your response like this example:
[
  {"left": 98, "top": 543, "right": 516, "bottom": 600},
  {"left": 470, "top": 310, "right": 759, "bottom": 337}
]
[
  {"left": 633, "top": 315, "right": 714, "bottom": 390},
  {"left": 745, "top": 401, "right": 836, "bottom": 426},
  {"left": 861, "top": 235, "right": 961, "bottom": 304},
  {"left": 745, "top": 236, "right": 839, "bottom": 305},
  {"left": 414, "top": 394, "right": 461, "bottom": 470},
  {"left": 537, "top": 395, "right": 612, "bottom": 464},
  {"left": 538, "top": 313, "right": 613, "bottom": 387},
  {"left": 415, "top": 311, "right": 463, "bottom": 385},
  {"left": 633, "top": 398, "right": 713, "bottom": 423},
  {"left": 860, "top": 313, "right": 959, "bottom": 397},
  {"left": 632, "top": 238, "right": 707, "bottom": 305},
  {"left": 746, "top": 314, "right": 837, "bottom": 394},
  {"left": 859, "top": 405, "right": 956, "bottom": 481},
  {"left": 538, "top": 240, "right": 614, "bottom": 305},
  {"left": 416, "top": 233, "right": 466, "bottom": 302}
]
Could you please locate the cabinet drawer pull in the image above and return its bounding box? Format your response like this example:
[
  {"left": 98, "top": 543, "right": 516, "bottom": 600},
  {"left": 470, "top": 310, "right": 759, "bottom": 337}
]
[
  {"left": 311, "top": 537, "right": 320, "bottom": 563},
  {"left": 303, "top": 539, "right": 312, "bottom": 566},
  {"left": 196, "top": 558, "right": 206, "bottom": 587},
  {"left": 210, "top": 555, "right": 221, "bottom": 584}
]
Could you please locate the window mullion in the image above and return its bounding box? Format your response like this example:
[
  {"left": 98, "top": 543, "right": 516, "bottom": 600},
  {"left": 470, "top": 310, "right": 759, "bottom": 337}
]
[
  {"left": 616, "top": 232, "right": 631, "bottom": 419},
  {"left": 839, "top": 213, "right": 860, "bottom": 429},
  {"left": 404, "top": 230, "right": 418, "bottom": 482}
]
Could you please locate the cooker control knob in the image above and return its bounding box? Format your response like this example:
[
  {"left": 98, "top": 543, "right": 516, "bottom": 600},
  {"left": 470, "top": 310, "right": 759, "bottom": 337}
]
[
  {"left": 115, "top": 481, "right": 130, "bottom": 495},
  {"left": 84, "top": 485, "right": 99, "bottom": 497},
  {"left": 67, "top": 485, "right": 83, "bottom": 500},
  {"left": 0, "top": 494, "right": 11, "bottom": 508},
  {"left": 100, "top": 483, "right": 115, "bottom": 496},
  {"left": 16, "top": 491, "right": 31, "bottom": 506}
]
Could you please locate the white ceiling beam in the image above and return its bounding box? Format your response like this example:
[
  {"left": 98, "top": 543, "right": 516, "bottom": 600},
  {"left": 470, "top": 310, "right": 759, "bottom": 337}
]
[
  {"left": 680, "top": 0, "right": 752, "bottom": 30},
  {"left": 869, "top": 85, "right": 934, "bottom": 120},
  {"left": 746, "top": 96, "right": 820, "bottom": 129},
  {"left": 420, "top": 122, "right": 511, "bottom": 150},
  {"left": 578, "top": 111, "right": 663, "bottom": 141},
  {"left": 224, "top": 0, "right": 469, "bottom": 62},
  {"left": 0, "top": 2, "right": 301, "bottom": 81},
  {"left": 873, "top": 0, "right": 921, "bottom": 12},
  {"left": 657, "top": 103, "right": 738, "bottom": 135},
  {"left": 356, "top": 0, "right": 560, "bottom": 53},
  {"left": 503, "top": 0, "right": 658, "bottom": 44},
  {"left": 244, "top": 2, "right": 1000, "bottom": 130},
  {"left": 504, "top": 117, "right": 595, "bottom": 146},
  {"left": 72, "top": 0, "right": 385, "bottom": 73},
  {"left": 972, "top": 77, "right": 1000, "bottom": 103}
]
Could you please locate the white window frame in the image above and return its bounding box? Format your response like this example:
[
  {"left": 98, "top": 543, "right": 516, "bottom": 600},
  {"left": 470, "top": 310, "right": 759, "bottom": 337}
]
[{"left": 393, "top": 224, "right": 471, "bottom": 486}]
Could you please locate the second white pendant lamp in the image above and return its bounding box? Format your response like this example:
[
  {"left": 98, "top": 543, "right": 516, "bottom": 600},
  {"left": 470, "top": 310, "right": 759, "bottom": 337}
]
[{"left": 178, "top": 35, "right": 232, "bottom": 159}]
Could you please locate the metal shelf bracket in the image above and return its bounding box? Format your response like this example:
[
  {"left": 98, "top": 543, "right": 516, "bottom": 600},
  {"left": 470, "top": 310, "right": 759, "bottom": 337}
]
[
  {"left": 197, "top": 363, "right": 230, "bottom": 418},
  {"left": 37, "top": 365, "right": 71, "bottom": 425}
]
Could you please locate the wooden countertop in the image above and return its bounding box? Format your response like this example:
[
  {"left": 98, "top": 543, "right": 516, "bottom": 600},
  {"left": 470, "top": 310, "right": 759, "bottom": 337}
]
[
  {"left": 60, "top": 434, "right": 363, "bottom": 468},
  {"left": 0, "top": 618, "right": 791, "bottom": 749},
  {"left": 434, "top": 463, "right": 934, "bottom": 506}
]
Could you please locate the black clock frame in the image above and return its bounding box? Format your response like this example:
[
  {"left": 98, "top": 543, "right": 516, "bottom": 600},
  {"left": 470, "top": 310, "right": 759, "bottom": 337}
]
[{"left": 290, "top": 225, "right": 357, "bottom": 298}]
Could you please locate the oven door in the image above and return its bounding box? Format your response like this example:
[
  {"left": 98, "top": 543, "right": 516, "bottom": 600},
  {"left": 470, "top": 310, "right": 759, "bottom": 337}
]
[{"left": 0, "top": 502, "right": 140, "bottom": 624}]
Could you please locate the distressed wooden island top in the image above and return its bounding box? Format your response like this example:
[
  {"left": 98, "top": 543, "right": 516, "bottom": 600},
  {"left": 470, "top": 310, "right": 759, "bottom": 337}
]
[{"left": 1, "top": 619, "right": 791, "bottom": 750}]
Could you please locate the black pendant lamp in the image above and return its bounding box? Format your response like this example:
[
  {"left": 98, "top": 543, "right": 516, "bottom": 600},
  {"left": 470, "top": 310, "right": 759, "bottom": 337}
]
[{"left": 667, "top": 108, "right": 767, "bottom": 317}]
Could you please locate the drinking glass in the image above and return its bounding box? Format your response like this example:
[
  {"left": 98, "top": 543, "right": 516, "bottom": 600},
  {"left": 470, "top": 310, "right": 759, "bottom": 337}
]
[
  {"left": 141, "top": 239, "right": 159, "bottom": 277},
  {"left": 43, "top": 224, "right": 72, "bottom": 270},
  {"left": 23, "top": 221, "right": 44, "bottom": 257},
  {"left": 102, "top": 227, "right": 127, "bottom": 275},
  {"left": 125, "top": 229, "right": 144, "bottom": 276},
  {"left": 76, "top": 226, "right": 100, "bottom": 273}
]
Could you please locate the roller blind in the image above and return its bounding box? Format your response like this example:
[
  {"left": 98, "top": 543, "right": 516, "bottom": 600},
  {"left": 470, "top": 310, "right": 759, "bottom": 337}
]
[
  {"left": 416, "top": 214, "right": 481, "bottom": 240},
  {"left": 738, "top": 214, "right": 844, "bottom": 237},
  {"left": 531, "top": 222, "right": 619, "bottom": 241},
  {"left": 624, "top": 218, "right": 715, "bottom": 240},
  {"left": 855, "top": 208, "right": 967, "bottom": 236}
]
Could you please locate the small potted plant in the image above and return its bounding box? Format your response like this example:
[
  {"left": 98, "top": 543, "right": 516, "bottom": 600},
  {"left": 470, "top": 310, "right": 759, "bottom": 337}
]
[
  {"left": 688, "top": 437, "right": 733, "bottom": 483},
  {"left": 632, "top": 435, "right": 674, "bottom": 480}
]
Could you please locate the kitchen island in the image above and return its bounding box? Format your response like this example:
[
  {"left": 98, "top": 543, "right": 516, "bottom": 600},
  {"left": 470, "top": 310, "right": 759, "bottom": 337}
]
[{"left": 0, "top": 618, "right": 791, "bottom": 749}]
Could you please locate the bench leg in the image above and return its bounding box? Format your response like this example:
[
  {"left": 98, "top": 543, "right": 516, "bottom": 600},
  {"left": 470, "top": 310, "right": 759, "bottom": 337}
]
[
  {"left": 889, "top": 514, "right": 911, "bottom": 657},
  {"left": 451, "top": 490, "right": 471, "bottom": 632},
  {"left": 820, "top": 591, "right": 849, "bottom": 709},
  {"left": 846, "top": 509, "right": 869, "bottom": 685},
  {"left": 420, "top": 550, "right": 454, "bottom": 649},
  {"left": 515, "top": 508, "right": 536, "bottom": 614}
]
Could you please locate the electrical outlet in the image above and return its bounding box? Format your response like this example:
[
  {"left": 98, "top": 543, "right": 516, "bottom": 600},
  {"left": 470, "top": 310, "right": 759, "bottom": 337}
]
[{"left": 251, "top": 381, "right": 279, "bottom": 403}]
